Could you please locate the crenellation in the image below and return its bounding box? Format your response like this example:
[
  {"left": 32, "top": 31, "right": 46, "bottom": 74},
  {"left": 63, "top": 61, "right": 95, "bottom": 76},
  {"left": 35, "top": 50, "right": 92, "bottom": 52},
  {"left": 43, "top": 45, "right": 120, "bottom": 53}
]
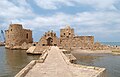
[{"left": 38, "top": 30, "right": 59, "bottom": 46}]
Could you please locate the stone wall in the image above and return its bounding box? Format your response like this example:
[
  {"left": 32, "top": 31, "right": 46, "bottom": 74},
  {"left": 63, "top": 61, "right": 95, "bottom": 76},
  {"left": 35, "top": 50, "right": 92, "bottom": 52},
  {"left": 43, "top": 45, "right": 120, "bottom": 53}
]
[
  {"left": 59, "top": 26, "right": 94, "bottom": 49},
  {"left": 5, "top": 24, "right": 33, "bottom": 49},
  {"left": 60, "top": 26, "right": 74, "bottom": 38},
  {"left": 38, "top": 31, "right": 59, "bottom": 46},
  {"left": 32, "top": 31, "right": 59, "bottom": 53}
]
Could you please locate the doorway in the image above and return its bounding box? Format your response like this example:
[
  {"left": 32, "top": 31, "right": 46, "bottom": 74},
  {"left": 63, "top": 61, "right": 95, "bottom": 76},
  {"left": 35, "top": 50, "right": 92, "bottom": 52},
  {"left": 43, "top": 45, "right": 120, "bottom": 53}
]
[{"left": 47, "top": 37, "right": 53, "bottom": 46}]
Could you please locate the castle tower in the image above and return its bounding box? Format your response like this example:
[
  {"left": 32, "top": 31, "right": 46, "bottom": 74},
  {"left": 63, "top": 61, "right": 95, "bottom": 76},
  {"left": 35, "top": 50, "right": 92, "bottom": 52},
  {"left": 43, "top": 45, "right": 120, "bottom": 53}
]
[
  {"left": 5, "top": 24, "right": 33, "bottom": 48},
  {"left": 59, "top": 25, "right": 94, "bottom": 49},
  {"left": 60, "top": 25, "right": 74, "bottom": 39}
]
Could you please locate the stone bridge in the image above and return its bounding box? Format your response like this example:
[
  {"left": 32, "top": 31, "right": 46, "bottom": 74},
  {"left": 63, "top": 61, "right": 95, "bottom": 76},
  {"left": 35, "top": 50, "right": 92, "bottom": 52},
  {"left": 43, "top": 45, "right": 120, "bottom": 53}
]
[{"left": 15, "top": 46, "right": 106, "bottom": 77}]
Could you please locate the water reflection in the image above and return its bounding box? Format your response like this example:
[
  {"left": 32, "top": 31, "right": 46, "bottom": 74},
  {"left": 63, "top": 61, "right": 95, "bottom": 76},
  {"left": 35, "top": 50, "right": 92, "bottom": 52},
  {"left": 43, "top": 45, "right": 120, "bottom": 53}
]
[
  {"left": 6, "top": 49, "right": 28, "bottom": 67},
  {"left": 0, "top": 46, "right": 40, "bottom": 77}
]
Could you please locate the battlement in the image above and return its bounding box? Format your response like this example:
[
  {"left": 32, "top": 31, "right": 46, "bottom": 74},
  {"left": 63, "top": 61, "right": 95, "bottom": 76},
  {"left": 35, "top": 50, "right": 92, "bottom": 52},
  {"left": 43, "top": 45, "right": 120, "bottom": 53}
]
[
  {"left": 38, "top": 31, "right": 58, "bottom": 46},
  {"left": 44, "top": 31, "right": 56, "bottom": 38}
]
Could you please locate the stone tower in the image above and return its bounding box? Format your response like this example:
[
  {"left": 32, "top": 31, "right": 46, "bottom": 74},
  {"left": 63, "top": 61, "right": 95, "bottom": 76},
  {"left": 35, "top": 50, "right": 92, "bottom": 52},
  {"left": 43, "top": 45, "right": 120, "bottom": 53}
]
[
  {"left": 60, "top": 25, "right": 74, "bottom": 39},
  {"left": 59, "top": 25, "right": 94, "bottom": 49},
  {"left": 5, "top": 24, "right": 33, "bottom": 49}
]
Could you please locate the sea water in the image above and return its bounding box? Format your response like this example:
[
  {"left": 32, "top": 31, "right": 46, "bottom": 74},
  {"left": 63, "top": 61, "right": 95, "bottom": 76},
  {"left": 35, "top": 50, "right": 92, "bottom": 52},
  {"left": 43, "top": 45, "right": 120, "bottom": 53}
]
[
  {"left": 101, "top": 42, "right": 120, "bottom": 46},
  {"left": 72, "top": 42, "right": 120, "bottom": 77},
  {"left": 0, "top": 46, "right": 39, "bottom": 77}
]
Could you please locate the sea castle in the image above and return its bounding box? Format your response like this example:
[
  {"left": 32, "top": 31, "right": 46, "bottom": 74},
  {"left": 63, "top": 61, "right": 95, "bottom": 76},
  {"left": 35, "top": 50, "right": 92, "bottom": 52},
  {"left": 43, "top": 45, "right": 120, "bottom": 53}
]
[
  {"left": 5, "top": 24, "right": 33, "bottom": 49},
  {"left": 5, "top": 24, "right": 110, "bottom": 50},
  {"left": 5, "top": 23, "right": 119, "bottom": 77}
]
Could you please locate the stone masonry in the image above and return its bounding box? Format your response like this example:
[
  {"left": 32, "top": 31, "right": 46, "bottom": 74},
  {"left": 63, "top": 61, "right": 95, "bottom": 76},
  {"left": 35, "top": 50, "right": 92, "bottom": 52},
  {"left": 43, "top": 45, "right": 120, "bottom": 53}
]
[
  {"left": 59, "top": 26, "right": 94, "bottom": 49},
  {"left": 5, "top": 24, "right": 33, "bottom": 49},
  {"left": 38, "top": 30, "right": 59, "bottom": 46},
  {"left": 30, "top": 25, "right": 95, "bottom": 53},
  {"left": 5, "top": 24, "right": 107, "bottom": 50},
  {"left": 32, "top": 31, "right": 59, "bottom": 54}
]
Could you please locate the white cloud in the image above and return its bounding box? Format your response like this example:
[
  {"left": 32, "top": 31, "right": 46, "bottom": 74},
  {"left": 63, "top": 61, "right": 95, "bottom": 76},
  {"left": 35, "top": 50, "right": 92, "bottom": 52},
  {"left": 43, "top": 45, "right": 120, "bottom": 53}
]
[
  {"left": 34, "top": 0, "right": 74, "bottom": 10},
  {"left": 0, "top": 0, "right": 119, "bottom": 33},
  {"left": 0, "top": 0, "right": 35, "bottom": 21},
  {"left": 10, "top": 11, "right": 119, "bottom": 34},
  {"left": 34, "top": 0, "right": 118, "bottom": 10},
  {"left": 75, "top": 0, "right": 118, "bottom": 10},
  {"left": 0, "top": 0, "right": 119, "bottom": 42}
]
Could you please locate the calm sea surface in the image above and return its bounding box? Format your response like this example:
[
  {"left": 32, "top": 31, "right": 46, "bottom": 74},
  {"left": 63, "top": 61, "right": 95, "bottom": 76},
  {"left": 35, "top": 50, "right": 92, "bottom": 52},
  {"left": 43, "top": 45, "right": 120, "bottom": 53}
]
[
  {"left": 101, "top": 42, "right": 120, "bottom": 46},
  {"left": 0, "top": 46, "right": 39, "bottom": 77},
  {"left": 72, "top": 42, "right": 120, "bottom": 77},
  {"left": 0, "top": 42, "right": 120, "bottom": 77},
  {"left": 72, "top": 53, "right": 120, "bottom": 77}
]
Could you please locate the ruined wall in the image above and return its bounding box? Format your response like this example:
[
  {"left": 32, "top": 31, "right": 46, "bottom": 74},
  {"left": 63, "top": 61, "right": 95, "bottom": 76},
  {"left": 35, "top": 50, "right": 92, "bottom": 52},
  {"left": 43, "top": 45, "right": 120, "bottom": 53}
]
[
  {"left": 38, "top": 31, "right": 59, "bottom": 46},
  {"left": 59, "top": 26, "right": 94, "bottom": 49},
  {"left": 5, "top": 24, "right": 33, "bottom": 48},
  {"left": 94, "top": 42, "right": 110, "bottom": 50},
  {"left": 33, "top": 31, "right": 59, "bottom": 53}
]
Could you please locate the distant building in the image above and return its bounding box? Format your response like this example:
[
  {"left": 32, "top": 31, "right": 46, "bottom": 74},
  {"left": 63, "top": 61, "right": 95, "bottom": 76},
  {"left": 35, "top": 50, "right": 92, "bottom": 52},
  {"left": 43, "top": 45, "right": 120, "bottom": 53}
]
[
  {"left": 5, "top": 24, "right": 99, "bottom": 50},
  {"left": 36, "top": 25, "right": 94, "bottom": 50},
  {"left": 5, "top": 24, "right": 33, "bottom": 49},
  {"left": 38, "top": 30, "right": 59, "bottom": 46},
  {"left": 59, "top": 26, "right": 94, "bottom": 49},
  {"left": 32, "top": 31, "right": 59, "bottom": 54}
]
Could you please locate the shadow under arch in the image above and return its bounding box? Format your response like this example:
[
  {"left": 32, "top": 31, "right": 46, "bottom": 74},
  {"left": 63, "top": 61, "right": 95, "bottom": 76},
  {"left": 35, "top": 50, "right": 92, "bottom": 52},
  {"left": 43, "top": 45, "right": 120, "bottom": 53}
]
[{"left": 46, "top": 37, "right": 53, "bottom": 46}]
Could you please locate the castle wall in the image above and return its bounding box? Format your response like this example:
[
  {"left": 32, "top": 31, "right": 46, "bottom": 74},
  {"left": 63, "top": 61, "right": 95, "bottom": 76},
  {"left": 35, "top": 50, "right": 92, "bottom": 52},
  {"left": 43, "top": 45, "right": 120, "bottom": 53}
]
[
  {"left": 5, "top": 24, "right": 33, "bottom": 49},
  {"left": 59, "top": 26, "right": 94, "bottom": 49},
  {"left": 33, "top": 31, "right": 59, "bottom": 53},
  {"left": 38, "top": 31, "right": 59, "bottom": 46}
]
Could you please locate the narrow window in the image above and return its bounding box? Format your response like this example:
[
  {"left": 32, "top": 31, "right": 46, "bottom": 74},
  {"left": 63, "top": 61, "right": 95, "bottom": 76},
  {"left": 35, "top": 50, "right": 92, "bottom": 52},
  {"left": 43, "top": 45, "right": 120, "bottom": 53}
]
[
  {"left": 54, "top": 44, "right": 57, "bottom": 46},
  {"left": 42, "top": 44, "right": 45, "bottom": 46},
  {"left": 26, "top": 33, "right": 28, "bottom": 39},
  {"left": 54, "top": 34, "right": 56, "bottom": 36}
]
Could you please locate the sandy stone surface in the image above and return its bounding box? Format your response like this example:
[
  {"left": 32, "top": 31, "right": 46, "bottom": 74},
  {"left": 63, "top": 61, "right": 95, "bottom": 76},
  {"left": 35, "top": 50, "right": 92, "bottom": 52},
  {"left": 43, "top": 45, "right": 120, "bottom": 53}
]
[
  {"left": 26, "top": 46, "right": 36, "bottom": 53},
  {"left": 25, "top": 46, "right": 105, "bottom": 77}
]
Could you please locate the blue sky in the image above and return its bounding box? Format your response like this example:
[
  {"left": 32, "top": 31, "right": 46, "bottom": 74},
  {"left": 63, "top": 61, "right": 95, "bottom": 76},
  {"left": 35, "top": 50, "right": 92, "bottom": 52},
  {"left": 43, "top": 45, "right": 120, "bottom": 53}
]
[{"left": 0, "top": 0, "right": 120, "bottom": 42}]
